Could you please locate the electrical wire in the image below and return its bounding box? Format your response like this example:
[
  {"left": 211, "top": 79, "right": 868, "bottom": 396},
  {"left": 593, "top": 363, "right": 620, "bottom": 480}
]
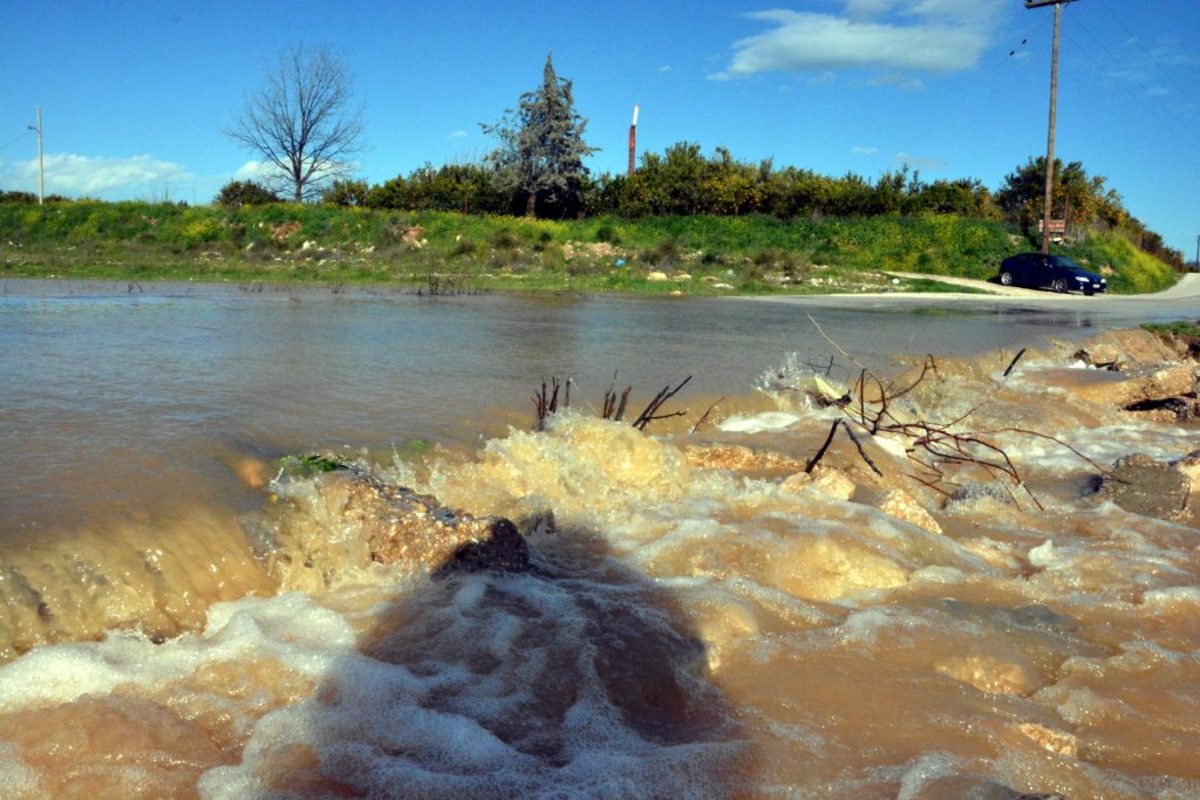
[
  {"left": 1095, "top": 0, "right": 1200, "bottom": 110},
  {"left": 1061, "top": 14, "right": 1200, "bottom": 147},
  {"left": 0, "top": 130, "right": 33, "bottom": 153}
]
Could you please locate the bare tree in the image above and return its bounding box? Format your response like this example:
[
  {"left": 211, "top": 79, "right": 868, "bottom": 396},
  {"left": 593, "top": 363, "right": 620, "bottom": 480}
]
[{"left": 226, "top": 45, "right": 363, "bottom": 203}]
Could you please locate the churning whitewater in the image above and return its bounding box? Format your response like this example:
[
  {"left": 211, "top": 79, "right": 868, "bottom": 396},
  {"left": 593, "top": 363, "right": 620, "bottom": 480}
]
[{"left": 1, "top": 319, "right": 1198, "bottom": 799}]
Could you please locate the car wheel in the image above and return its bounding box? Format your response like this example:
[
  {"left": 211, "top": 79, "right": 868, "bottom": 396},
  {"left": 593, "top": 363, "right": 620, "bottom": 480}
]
[
  {"left": 1051, "top": 278, "right": 1068, "bottom": 293},
  {"left": 999, "top": 272, "right": 1014, "bottom": 286}
]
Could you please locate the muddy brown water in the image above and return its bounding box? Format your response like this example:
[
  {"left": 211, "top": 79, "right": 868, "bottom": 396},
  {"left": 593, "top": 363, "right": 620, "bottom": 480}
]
[{"left": 1, "top": 279, "right": 1197, "bottom": 798}]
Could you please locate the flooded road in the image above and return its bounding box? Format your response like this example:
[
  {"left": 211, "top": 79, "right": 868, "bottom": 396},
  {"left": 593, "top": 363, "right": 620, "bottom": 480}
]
[{"left": 1, "top": 278, "right": 1197, "bottom": 798}]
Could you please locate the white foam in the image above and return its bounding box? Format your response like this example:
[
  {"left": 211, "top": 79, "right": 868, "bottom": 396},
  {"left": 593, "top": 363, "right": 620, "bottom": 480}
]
[
  {"left": 1029, "top": 539, "right": 1057, "bottom": 568},
  {"left": 196, "top": 569, "right": 745, "bottom": 799},
  {"left": 717, "top": 411, "right": 803, "bottom": 433},
  {"left": 1142, "top": 586, "right": 1200, "bottom": 609},
  {"left": 0, "top": 593, "right": 354, "bottom": 713}
]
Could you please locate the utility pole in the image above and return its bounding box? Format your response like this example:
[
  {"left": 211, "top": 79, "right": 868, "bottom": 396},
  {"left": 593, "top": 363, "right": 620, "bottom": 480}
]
[
  {"left": 627, "top": 104, "right": 639, "bottom": 177},
  {"left": 27, "top": 107, "right": 44, "bottom": 205},
  {"left": 1026, "top": 0, "right": 1076, "bottom": 254}
]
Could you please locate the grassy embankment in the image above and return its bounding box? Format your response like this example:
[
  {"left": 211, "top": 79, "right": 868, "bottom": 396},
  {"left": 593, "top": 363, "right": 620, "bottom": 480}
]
[{"left": 0, "top": 201, "right": 1179, "bottom": 295}]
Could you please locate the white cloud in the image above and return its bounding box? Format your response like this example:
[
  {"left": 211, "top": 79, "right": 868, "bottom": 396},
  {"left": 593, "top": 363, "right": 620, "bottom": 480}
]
[
  {"left": 851, "top": 146, "right": 879, "bottom": 156},
  {"left": 659, "top": 64, "right": 673, "bottom": 73},
  {"left": 449, "top": 130, "right": 468, "bottom": 139},
  {"left": 892, "top": 152, "right": 947, "bottom": 172},
  {"left": 234, "top": 159, "right": 282, "bottom": 183},
  {"left": 711, "top": 1, "right": 1003, "bottom": 81},
  {"left": 1, "top": 153, "right": 192, "bottom": 197}
]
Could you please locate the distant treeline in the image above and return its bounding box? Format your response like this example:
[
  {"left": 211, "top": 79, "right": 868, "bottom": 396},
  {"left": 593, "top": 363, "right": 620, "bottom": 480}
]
[
  {"left": 323, "top": 143, "right": 1181, "bottom": 268},
  {"left": 2, "top": 142, "right": 1184, "bottom": 269}
]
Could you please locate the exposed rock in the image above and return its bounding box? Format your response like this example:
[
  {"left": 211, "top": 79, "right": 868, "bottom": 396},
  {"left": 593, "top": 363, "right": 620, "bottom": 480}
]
[
  {"left": 1072, "top": 342, "right": 1122, "bottom": 369},
  {"left": 1074, "top": 328, "right": 1180, "bottom": 366},
  {"left": 1036, "top": 362, "right": 1197, "bottom": 410},
  {"left": 1123, "top": 395, "right": 1199, "bottom": 422},
  {"left": 273, "top": 469, "right": 530, "bottom": 583},
  {"left": 781, "top": 466, "right": 857, "bottom": 501},
  {"left": 646, "top": 271, "right": 669, "bottom": 282},
  {"left": 686, "top": 444, "right": 803, "bottom": 474},
  {"left": 401, "top": 225, "right": 426, "bottom": 248},
  {"left": 1096, "top": 453, "right": 1191, "bottom": 521},
  {"left": 270, "top": 221, "right": 301, "bottom": 243},
  {"left": 877, "top": 489, "right": 943, "bottom": 534}
]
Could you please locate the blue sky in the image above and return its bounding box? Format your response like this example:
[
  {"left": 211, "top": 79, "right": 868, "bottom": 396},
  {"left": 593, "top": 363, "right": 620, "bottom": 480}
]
[{"left": 2, "top": 0, "right": 1197, "bottom": 255}]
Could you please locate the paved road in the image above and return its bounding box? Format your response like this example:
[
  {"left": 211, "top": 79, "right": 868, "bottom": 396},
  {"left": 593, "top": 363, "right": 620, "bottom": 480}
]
[
  {"left": 883, "top": 271, "right": 1200, "bottom": 301},
  {"left": 742, "top": 273, "right": 1200, "bottom": 331}
]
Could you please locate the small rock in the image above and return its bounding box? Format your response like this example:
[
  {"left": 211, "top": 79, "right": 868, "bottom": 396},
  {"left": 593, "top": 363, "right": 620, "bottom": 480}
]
[
  {"left": 781, "top": 466, "right": 856, "bottom": 501},
  {"left": 1096, "top": 453, "right": 1191, "bottom": 521},
  {"left": 878, "top": 489, "right": 942, "bottom": 534},
  {"left": 646, "top": 271, "right": 669, "bottom": 282},
  {"left": 1072, "top": 343, "right": 1121, "bottom": 368},
  {"left": 688, "top": 444, "right": 803, "bottom": 473}
]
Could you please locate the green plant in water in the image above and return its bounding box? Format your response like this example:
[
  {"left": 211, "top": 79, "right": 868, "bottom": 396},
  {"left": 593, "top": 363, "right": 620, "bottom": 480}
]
[{"left": 279, "top": 453, "right": 351, "bottom": 478}]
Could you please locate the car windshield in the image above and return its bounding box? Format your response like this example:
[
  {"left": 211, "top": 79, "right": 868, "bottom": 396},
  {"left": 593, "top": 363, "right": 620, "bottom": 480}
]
[{"left": 1051, "top": 256, "right": 1084, "bottom": 270}]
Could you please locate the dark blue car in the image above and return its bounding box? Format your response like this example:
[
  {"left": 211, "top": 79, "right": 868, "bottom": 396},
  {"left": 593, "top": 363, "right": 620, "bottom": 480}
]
[{"left": 997, "top": 253, "right": 1107, "bottom": 295}]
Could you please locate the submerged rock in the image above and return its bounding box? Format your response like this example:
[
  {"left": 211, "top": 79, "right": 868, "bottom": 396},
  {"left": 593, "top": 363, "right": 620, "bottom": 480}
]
[
  {"left": 944, "top": 482, "right": 1015, "bottom": 511},
  {"left": 1096, "top": 453, "right": 1192, "bottom": 522}
]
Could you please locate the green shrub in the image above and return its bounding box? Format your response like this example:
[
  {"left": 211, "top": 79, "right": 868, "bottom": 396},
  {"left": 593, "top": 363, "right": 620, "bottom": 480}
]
[{"left": 215, "top": 180, "right": 279, "bottom": 208}]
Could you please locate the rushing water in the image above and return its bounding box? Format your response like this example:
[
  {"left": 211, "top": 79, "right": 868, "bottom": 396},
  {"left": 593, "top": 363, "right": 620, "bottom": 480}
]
[{"left": 1, "top": 279, "right": 1198, "bottom": 799}]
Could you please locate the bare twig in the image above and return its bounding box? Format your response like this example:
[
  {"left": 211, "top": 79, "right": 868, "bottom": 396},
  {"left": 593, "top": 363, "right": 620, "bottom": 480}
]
[
  {"left": 633, "top": 376, "right": 692, "bottom": 430},
  {"left": 1002, "top": 348, "right": 1027, "bottom": 378},
  {"left": 691, "top": 397, "right": 725, "bottom": 434},
  {"left": 807, "top": 314, "right": 869, "bottom": 372},
  {"left": 841, "top": 423, "right": 883, "bottom": 476},
  {"left": 805, "top": 419, "right": 843, "bottom": 474}
]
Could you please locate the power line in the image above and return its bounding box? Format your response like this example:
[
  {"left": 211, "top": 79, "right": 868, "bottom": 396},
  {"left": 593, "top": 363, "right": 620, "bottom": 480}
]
[
  {"left": 0, "top": 129, "right": 32, "bottom": 152},
  {"left": 1095, "top": 0, "right": 1200, "bottom": 110},
  {"left": 1061, "top": 21, "right": 1200, "bottom": 147}
]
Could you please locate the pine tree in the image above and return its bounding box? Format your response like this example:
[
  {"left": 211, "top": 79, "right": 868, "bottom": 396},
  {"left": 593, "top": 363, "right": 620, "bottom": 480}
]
[{"left": 482, "top": 54, "right": 596, "bottom": 217}]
